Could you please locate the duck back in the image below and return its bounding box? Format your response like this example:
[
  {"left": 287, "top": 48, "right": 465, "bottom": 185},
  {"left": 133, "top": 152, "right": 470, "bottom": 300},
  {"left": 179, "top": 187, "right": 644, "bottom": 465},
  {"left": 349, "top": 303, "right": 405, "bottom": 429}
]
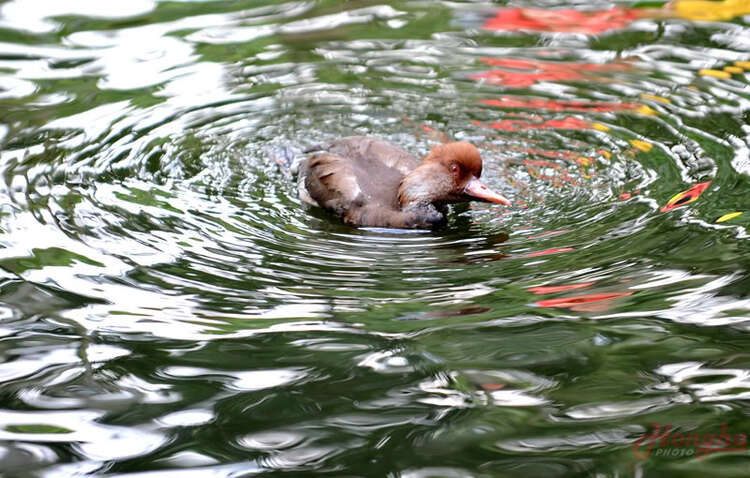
[{"left": 299, "top": 137, "right": 421, "bottom": 219}]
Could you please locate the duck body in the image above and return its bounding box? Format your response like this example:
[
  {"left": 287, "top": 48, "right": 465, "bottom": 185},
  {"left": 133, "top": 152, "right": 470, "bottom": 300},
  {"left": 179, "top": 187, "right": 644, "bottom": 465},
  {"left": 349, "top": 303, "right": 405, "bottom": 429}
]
[{"left": 297, "top": 136, "right": 510, "bottom": 229}]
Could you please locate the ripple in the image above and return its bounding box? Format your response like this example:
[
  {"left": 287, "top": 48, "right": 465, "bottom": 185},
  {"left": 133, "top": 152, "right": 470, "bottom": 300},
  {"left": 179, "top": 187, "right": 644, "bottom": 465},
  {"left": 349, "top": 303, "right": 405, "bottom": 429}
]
[
  {"left": 0, "top": 409, "right": 165, "bottom": 461},
  {"left": 0, "top": 442, "right": 59, "bottom": 476},
  {"left": 0, "top": 76, "right": 37, "bottom": 99},
  {"left": 0, "top": 0, "right": 156, "bottom": 33},
  {"left": 157, "top": 409, "right": 214, "bottom": 427},
  {"left": 1, "top": 0, "right": 750, "bottom": 475},
  {"left": 162, "top": 366, "right": 308, "bottom": 391},
  {"left": 0, "top": 342, "right": 128, "bottom": 385},
  {"left": 238, "top": 430, "right": 305, "bottom": 451},
  {"left": 494, "top": 426, "right": 641, "bottom": 453},
  {"left": 657, "top": 361, "right": 750, "bottom": 402}
]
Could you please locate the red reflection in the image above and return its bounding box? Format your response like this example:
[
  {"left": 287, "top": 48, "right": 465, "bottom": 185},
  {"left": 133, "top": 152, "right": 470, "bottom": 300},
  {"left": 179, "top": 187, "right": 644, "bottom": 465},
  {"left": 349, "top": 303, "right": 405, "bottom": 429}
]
[
  {"left": 470, "top": 58, "right": 632, "bottom": 88},
  {"left": 418, "top": 125, "right": 449, "bottom": 143},
  {"left": 507, "top": 147, "right": 599, "bottom": 168},
  {"left": 475, "top": 117, "right": 592, "bottom": 131},
  {"left": 528, "top": 282, "right": 595, "bottom": 294},
  {"left": 534, "top": 292, "right": 634, "bottom": 308},
  {"left": 518, "top": 159, "right": 580, "bottom": 186},
  {"left": 481, "top": 97, "right": 639, "bottom": 112},
  {"left": 619, "top": 189, "right": 641, "bottom": 200},
  {"left": 528, "top": 229, "right": 570, "bottom": 239},
  {"left": 480, "top": 383, "right": 506, "bottom": 391},
  {"left": 660, "top": 181, "right": 711, "bottom": 212},
  {"left": 526, "top": 247, "right": 574, "bottom": 257},
  {"left": 510, "top": 147, "right": 579, "bottom": 160},
  {"left": 524, "top": 159, "right": 560, "bottom": 169},
  {"left": 483, "top": 7, "right": 642, "bottom": 34}
]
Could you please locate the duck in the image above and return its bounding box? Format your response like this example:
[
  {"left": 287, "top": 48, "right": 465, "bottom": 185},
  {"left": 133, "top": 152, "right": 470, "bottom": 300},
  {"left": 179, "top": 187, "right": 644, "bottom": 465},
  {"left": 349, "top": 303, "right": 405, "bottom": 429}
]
[{"left": 296, "top": 136, "right": 510, "bottom": 228}]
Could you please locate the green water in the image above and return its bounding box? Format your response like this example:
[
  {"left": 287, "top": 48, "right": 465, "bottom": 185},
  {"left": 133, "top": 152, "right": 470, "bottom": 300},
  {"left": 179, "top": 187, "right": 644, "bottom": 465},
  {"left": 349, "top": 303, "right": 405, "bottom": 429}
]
[{"left": 1, "top": 0, "right": 750, "bottom": 476}]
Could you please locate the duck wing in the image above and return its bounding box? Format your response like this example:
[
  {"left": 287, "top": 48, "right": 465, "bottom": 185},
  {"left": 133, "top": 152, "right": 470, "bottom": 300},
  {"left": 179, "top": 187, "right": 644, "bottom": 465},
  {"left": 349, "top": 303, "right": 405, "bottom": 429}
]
[
  {"left": 320, "top": 136, "right": 421, "bottom": 175},
  {"left": 300, "top": 137, "right": 421, "bottom": 213}
]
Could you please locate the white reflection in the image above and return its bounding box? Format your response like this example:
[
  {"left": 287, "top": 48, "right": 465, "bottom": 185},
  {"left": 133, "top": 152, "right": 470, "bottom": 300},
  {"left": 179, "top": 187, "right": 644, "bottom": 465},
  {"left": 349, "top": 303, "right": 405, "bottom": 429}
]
[
  {"left": 420, "top": 369, "right": 555, "bottom": 408},
  {"left": 0, "top": 0, "right": 155, "bottom": 33},
  {"left": 358, "top": 350, "right": 414, "bottom": 374},
  {"left": 564, "top": 396, "right": 675, "bottom": 420},
  {"left": 0, "top": 409, "right": 165, "bottom": 462},
  {"left": 261, "top": 445, "right": 341, "bottom": 469},
  {"left": 187, "top": 24, "right": 276, "bottom": 44},
  {"left": 401, "top": 467, "right": 478, "bottom": 478},
  {"left": 279, "top": 6, "right": 404, "bottom": 35},
  {"left": 238, "top": 430, "right": 304, "bottom": 451},
  {"left": 0, "top": 443, "right": 58, "bottom": 471},
  {"left": 163, "top": 366, "right": 306, "bottom": 391},
  {"left": 0, "top": 76, "right": 37, "bottom": 99},
  {"left": 599, "top": 271, "right": 750, "bottom": 327},
  {"left": 232, "top": 369, "right": 307, "bottom": 391},
  {"left": 156, "top": 451, "right": 219, "bottom": 468},
  {"left": 46, "top": 101, "right": 135, "bottom": 140},
  {"left": 730, "top": 129, "right": 750, "bottom": 176},
  {"left": 0, "top": 344, "right": 128, "bottom": 384},
  {"left": 157, "top": 409, "right": 214, "bottom": 427},
  {"left": 496, "top": 426, "right": 640, "bottom": 453},
  {"left": 657, "top": 361, "right": 750, "bottom": 401}
]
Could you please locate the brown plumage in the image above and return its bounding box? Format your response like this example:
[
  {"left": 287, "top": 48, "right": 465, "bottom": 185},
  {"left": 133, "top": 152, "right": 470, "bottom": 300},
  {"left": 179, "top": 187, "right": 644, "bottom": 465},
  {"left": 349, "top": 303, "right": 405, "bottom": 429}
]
[{"left": 297, "top": 137, "right": 510, "bottom": 229}]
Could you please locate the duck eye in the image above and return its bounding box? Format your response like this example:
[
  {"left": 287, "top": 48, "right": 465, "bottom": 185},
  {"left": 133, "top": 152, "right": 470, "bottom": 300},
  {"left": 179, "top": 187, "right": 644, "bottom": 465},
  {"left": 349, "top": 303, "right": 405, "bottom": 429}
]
[{"left": 450, "top": 163, "right": 459, "bottom": 174}]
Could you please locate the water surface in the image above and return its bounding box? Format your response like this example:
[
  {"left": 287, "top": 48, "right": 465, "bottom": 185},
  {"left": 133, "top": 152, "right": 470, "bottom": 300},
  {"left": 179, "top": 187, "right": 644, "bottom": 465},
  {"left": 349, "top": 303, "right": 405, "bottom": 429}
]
[{"left": 2, "top": 0, "right": 750, "bottom": 476}]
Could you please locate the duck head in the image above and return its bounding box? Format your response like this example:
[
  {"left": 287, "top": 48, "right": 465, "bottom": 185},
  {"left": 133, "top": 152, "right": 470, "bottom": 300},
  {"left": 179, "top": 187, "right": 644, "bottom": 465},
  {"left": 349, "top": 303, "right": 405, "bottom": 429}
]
[{"left": 397, "top": 142, "right": 511, "bottom": 209}]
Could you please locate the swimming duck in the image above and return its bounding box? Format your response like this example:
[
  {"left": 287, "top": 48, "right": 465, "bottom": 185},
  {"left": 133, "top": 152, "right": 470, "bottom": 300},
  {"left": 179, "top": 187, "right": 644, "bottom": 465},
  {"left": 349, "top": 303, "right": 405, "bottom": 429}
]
[{"left": 297, "top": 136, "right": 510, "bottom": 228}]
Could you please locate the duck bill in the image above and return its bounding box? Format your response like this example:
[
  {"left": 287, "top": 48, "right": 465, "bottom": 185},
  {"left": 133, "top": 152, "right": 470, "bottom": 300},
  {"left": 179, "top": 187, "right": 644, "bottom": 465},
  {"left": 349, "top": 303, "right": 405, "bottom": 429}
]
[{"left": 463, "top": 176, "right": 511, "bottom": 205}]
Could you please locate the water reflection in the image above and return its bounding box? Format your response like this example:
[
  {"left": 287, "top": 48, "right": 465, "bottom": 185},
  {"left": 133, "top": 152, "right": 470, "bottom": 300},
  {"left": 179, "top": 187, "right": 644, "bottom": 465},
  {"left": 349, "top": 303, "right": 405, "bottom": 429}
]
[{"left": 1, "top": 0, "right": 750, "bottom": 475}]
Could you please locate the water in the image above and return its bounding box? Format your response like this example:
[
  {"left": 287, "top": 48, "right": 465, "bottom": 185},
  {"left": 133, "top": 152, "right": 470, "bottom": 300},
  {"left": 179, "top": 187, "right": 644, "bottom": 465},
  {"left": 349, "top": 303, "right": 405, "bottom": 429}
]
[{"left": 1, "top": 0, "right": 750, "bottom": 476}]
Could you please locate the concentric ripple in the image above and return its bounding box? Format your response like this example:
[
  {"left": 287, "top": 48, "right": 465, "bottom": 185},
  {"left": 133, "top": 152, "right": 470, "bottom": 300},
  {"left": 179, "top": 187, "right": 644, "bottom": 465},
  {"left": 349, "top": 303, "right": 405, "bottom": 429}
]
[{"left": 1, "top": 0, "right": 750, "bottom": 476}]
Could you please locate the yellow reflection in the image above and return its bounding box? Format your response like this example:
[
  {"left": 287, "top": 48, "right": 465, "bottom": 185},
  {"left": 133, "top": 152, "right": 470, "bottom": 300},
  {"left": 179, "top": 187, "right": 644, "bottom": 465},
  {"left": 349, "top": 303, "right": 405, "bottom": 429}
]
[
  {"left": 699, "top": 69, "right": 732, "bottom": 79},
  {"left": 717, "top": 212, "right": 743, "bottom": 223},
  {"left": 593, "top": 123, "right": 611, "bottom": 132},
  {"left": 673, "top": 0, "right": 750, "bottom": 22},
  {"left": 636, "top": 105, "right": 659, "bottom": 116},
  {"left": 640, "top": 94, "right": 671, "bottom": 104},
  {"left": 630, "top": 140, "right": 653, "bottom": 152}
]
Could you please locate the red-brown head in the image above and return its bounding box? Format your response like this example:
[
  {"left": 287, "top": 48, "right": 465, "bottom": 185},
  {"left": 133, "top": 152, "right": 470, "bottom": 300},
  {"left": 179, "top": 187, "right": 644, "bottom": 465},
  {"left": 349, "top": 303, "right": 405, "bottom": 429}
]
[{"left": 398, "top": 142, "right": 511, "bottom": 208}]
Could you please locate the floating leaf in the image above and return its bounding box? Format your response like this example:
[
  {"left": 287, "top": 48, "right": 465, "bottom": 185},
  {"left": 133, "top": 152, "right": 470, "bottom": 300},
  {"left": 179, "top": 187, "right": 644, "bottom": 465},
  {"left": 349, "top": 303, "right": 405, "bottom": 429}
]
[{"left": 660, "top": 181, "right": 711, "bottom": 212}]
